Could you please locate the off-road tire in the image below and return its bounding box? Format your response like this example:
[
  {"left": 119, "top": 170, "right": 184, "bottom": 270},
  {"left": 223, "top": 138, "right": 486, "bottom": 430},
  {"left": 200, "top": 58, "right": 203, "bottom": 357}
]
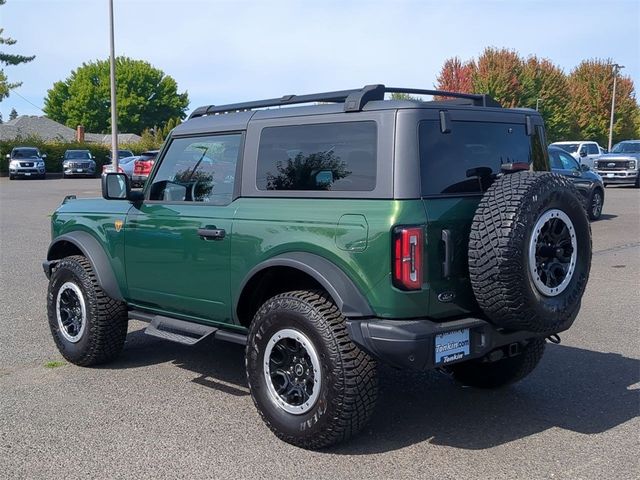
[
  {"left": 47, "top": 255, "right": 128, "bottom": 366},
  {"left": 449, "top": 338, "right": 545, "bottom": 389},
  {"left": 246, "top": 290, "right": 378, "bottom": 449},
  {"left": 587, "top": 188, "right": 604, "bottom": 221},
  {"left": 469, "top": 171, "right": 591, "bottom": 333}
]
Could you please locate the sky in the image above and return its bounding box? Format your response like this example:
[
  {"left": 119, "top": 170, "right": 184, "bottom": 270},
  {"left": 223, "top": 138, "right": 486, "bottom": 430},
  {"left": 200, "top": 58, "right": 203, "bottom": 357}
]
[{"left": 1, "top": 0, "right": 639, "bottom": 121}]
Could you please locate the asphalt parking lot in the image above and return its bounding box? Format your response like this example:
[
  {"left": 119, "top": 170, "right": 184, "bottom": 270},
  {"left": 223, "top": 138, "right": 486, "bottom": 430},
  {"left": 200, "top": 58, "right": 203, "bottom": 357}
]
[{"left": 0, "top": 176, "right": 638, "bottom": 480}]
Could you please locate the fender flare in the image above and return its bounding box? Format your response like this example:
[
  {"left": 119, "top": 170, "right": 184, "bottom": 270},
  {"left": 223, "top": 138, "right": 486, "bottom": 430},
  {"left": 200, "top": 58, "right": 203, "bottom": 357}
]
[
  {"left": 236, "top": 252, "right": 374, "bottom": 318},
  {"left": 44, "top": 231, "right": 123, "bottom": 301}
]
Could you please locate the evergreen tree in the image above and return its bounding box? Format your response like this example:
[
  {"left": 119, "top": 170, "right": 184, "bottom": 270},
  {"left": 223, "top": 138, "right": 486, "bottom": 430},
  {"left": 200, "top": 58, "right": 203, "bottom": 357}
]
[{"left": 0, "top": 0, "right": 36, "bottom": 101}]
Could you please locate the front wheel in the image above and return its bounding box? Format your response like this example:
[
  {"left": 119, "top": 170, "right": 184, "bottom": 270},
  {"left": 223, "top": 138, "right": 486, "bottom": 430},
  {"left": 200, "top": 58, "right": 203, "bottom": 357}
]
[
  {"left": 47, "top": 255, "right": 128, "bottom": 366},
  {"left": 246, "top": 290, "right": 378, "bottom": 449},
  {"left": 448, "top": 338, "right": 546, "bottom": 389}
]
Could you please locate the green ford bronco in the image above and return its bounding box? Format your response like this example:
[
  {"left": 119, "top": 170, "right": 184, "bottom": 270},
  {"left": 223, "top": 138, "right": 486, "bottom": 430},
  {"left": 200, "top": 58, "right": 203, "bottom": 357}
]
[{"left": 44, "top": 85, "right": 592, "bottom": 449}]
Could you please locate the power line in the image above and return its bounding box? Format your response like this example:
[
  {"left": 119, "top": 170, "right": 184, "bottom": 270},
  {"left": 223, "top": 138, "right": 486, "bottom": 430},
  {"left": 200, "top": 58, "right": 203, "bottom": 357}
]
[{"left": 7, "top": 87, "right": 46, "bottom": 114}]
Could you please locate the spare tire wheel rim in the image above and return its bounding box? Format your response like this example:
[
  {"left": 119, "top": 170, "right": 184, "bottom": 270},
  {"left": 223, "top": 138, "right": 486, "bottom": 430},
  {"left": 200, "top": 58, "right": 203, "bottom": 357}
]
[
  {"left": 264, "top": 328, "right": 321, "bottom": 415},
  {"left": 56, "top": 281, "right": 87, "bottom": 343},
  {"left": 529, "top": 209, "right": 578, "bottom": 297}
]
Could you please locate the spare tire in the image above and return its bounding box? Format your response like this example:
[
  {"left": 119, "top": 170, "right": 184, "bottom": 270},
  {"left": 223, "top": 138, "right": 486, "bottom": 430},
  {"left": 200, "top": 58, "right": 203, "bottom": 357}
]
[{"left": 469, "top": 171, "right": 591, "bottom": 333}]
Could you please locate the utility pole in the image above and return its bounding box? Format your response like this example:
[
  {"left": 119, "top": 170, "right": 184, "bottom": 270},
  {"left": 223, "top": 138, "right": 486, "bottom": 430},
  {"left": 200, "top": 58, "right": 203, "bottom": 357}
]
[
  {"left": 536, "top": 98, "right": 544, "bottom": 111},
  {"left": 608, "top": 64, "right": 625, "bottom": 152},
  {"left": 108, "top": 0, "right": 119, "bottom": 171}
]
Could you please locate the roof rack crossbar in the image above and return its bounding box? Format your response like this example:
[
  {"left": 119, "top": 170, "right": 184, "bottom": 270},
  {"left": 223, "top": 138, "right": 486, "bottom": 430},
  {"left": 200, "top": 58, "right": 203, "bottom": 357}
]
[{"left": 188, "top": 84, "right": 501, "bottom": 119}]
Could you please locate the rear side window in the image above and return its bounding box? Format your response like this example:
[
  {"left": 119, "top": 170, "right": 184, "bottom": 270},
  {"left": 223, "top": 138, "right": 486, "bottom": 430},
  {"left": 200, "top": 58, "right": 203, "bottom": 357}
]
[
  {"left": 419, "top": 120, "right": 547, "bottom": 196},
  {"left": 587, "top": 143, "right": 599, "bottom": 155},
  {"left": 256, "top": 121, "right": 377, "bottom": 191}
]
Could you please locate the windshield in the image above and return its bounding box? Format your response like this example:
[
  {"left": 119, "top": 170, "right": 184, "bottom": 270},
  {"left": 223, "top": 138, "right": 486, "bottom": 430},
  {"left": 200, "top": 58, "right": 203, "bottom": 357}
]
[
  {"left": 12, "top": 148, "right": 39, "bottom": 159},
  {"left": 554, "top": 143, "right": 579, "bottom": 154},
  {"left": 611, "top": 142, "right": 640, "bottom": 154},
  {"left": 65, "top": 151, "right": 91, "bottom": 159},
  {"left": 118, "top": 150, "right": 134, "bottom": 158}
]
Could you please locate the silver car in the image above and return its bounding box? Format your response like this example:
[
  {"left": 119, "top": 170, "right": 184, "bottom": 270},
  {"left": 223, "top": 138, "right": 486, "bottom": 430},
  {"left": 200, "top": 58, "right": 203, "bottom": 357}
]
[
  {"left": 62, "top": 150, "right": 96, "bottom": 178},
  {"left": 593, "top": 140, "right": 640, "bottom": 187},
  {"left": 7, "top": 147, "right": 47, "bottom": 180}
]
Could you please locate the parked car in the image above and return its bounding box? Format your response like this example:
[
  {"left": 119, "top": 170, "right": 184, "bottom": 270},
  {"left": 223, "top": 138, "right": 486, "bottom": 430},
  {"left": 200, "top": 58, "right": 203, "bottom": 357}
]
[
  {"left": 548, "top": 146, "right": 604, "bottom": 220},
  {"left": 43, "top": 84, "right": 592, "bottom": 449},
  {"left": 62, "top": 150, "right": 96, "bottom": 178},
  {"left": 593, "top": 140, "right": 640, "bottom": 188},
  {"left": 102, "top": 155, "right": 137, "bottom": 177},
  {"left": 132, "top": 150, "right": 159, "bottom": 187},
  {"left": 550, "top": 141, "right": 604, "bottom": 168},
  {"left": 6, "top": 146, "right": 47, "bottom": 180},
  {"left": 106, "top": 149, "right": 134, "bottom": 161}
]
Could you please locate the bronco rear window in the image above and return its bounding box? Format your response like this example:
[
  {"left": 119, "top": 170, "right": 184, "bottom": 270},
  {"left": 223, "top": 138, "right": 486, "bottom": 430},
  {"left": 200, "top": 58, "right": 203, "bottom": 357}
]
[
  {"left": 256, "top": 121, "right": 377, "bottom": 191},
  {"left": 419, "top": 120, "right": 547, "bottom": 196}
]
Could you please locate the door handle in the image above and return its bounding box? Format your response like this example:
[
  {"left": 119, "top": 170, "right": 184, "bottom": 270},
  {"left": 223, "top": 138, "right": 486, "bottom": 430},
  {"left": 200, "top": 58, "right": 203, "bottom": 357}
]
[
  {"left": 197, "top": 227, "right": 226, "bottom": 240},
  {"left": 442, "top": 229, "right": 453, "bottom": 278}
]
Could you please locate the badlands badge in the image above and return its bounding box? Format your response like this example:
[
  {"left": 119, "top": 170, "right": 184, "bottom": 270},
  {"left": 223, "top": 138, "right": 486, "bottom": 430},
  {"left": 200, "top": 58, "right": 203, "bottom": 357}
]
[{"left": 114, "top": 219, "right": 124, "bottom": 232}]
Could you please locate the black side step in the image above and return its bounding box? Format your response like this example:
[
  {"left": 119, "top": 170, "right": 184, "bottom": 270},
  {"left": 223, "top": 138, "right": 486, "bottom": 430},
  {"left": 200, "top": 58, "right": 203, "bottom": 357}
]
[
  {"left": 144, "top": 315, "right": 217, "bottom": 345},
  {"left": 129, "top": 311, "right": 247, "bottom": 346}
]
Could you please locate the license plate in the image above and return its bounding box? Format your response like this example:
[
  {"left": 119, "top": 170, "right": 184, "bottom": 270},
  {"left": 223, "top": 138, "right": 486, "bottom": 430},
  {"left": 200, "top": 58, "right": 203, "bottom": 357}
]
[
  {"left": 76, "top": 169, "right": 84, "bottom": 173},
  {"left": 24, "top": 173, "right": 31, "bottom": 176},
  {"left": 435, "top": 328, "right": 470, "bottom": 364},
  {"left": 607, "top": 173, "right": 614, "bottom": 178}
]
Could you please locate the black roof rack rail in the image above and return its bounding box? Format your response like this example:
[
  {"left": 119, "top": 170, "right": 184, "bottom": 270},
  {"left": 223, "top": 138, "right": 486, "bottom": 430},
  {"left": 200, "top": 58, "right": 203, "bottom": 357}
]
[{"left": 188, "top": 84, "right": 500, "bottom": 119}]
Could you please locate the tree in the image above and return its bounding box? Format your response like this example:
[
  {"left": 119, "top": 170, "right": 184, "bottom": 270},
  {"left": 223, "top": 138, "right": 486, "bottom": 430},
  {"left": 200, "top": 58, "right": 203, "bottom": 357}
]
[
  {"left": 567, "top": 59, "right": 639, "bottom": 145},
  {"left": 471, "top": 47, "right": 523, "bottom": 108},
  {"left": 0, "top": 112, "right": 3, "bottom": 124},
  {"left": 435, "top": 57, "right": 474, "bottom": 96},
  {"left": 519, "top": 56, "right": 573, "bottom": 142},
  {"left": 9, "top": 107, "right": 17, "bottom": 120},
  {"left": 43, "top": 57, "right": 189, "bottom": 134},
  {"left": 0, "top": 0, "right": 36, "bottom": 101}
]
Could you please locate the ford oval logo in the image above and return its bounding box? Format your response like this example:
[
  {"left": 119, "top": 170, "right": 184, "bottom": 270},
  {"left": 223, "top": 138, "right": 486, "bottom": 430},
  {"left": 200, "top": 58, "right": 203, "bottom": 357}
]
[
  {"left": 438, "top": 291, "right": 456, "bottom": 303},
  {"left": 607, "top": 163, "right": 616, "bottom": 167}
]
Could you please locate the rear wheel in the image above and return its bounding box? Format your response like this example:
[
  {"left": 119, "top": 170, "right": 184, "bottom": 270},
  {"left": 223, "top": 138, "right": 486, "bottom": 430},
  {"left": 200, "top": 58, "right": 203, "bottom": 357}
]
[
  {"left": 47, "top": 255, "right": 128, "bottom": 366},
  {"left": 588, "top": 188, "right": 603, "bottom": 220},
  {"left": 246, "top": 290, "right": 378, "bottom": 449}
]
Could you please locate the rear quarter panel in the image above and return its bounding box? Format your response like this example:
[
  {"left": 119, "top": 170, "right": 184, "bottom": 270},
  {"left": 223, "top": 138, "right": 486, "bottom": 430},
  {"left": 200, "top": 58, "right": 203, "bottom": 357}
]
[{"left": 230, "top": 198, "right": 431, "bottom": 319}]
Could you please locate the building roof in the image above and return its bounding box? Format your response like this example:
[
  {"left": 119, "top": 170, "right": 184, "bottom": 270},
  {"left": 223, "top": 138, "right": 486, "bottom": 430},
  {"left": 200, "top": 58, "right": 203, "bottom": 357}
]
[{"left": 0, "top": 116, "right": 141, "bottom": 144}]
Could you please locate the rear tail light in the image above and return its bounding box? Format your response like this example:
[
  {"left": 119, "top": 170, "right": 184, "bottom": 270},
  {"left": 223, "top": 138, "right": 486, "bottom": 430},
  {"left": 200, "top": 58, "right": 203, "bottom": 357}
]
[
  {"left": 134, "top": 160, "right": 154, "bottom": 175},
  {"left": 392, "top": 226, "right": 424, "bottom": 290}
]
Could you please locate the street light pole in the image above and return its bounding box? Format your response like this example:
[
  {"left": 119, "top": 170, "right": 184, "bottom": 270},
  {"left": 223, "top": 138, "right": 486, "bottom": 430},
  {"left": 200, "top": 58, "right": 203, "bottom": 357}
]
[
  {"left": 536, "top": 98, "right": 543, "bottom": 111},
  {"left": 608, "top": 63, "right": 625, "bottom": 152},
  {"left": 108, "top": 0, "right": 119, "bottom": 171}
]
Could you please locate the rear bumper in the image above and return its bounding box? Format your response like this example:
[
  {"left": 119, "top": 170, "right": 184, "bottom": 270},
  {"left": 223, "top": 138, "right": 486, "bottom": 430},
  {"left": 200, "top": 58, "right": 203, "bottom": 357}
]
[{"left": 346, "top": 317, "right": 541, "bottom": 370}]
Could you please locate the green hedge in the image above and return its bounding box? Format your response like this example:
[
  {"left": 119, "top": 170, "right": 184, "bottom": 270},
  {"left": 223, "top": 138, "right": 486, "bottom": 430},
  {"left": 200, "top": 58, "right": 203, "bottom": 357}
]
[{"left": 0, "top": 136, "right": 148, "bottom": 174}]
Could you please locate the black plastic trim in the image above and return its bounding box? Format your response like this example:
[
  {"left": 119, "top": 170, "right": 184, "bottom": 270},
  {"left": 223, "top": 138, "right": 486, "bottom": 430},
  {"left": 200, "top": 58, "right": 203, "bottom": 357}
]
[
  {"left": 346, "top": 317, "right": 541, "bottom": 370},
  {"left": 45, "top": 231, "right": 123, "bottom": 301},
  {"left": 235, "top": 252, "right": 374, "bottom": 320}
]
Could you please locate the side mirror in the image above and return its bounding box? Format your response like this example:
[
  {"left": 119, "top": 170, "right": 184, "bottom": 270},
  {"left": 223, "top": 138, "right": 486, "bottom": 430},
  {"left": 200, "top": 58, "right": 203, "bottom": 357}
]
[
  {"left": 579, "top": 150, "right": 587, "bottom": 157},
  {"left": 102, "top": 173, "right": 132, "bottom": 200},
  {"left": 5, "top": 154, "right": 10, "bottom": 159},
  {"left": 41, "top": 154, "right": 47, "bottom": 159},
  {"left": 581, "top": 164, "right": 590, "bottom": 172}
]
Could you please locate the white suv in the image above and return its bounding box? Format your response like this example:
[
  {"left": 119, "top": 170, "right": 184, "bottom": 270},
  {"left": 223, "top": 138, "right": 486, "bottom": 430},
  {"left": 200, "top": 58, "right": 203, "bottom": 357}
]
[{"left": 550, "top": 141, "right": 605, "bottom": 169}]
